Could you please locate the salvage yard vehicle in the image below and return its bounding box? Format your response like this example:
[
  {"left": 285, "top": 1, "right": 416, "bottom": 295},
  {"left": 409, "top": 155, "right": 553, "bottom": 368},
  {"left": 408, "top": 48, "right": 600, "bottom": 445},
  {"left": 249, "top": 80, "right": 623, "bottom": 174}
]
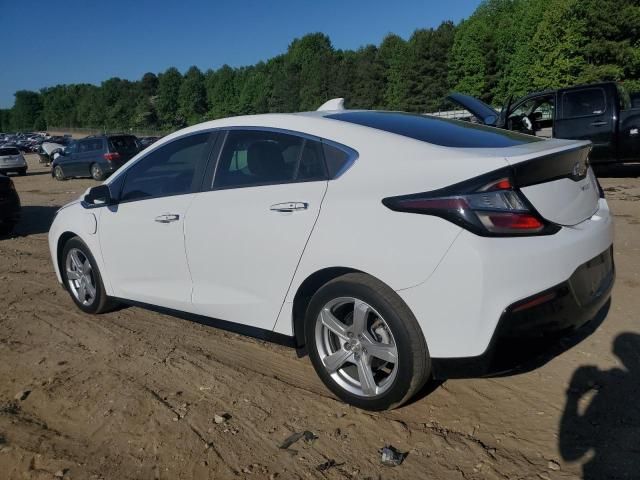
[
  {"left": 0, "top": 174, "right": 21, "bottom": 235},
  {"left": 448, "top": 81, "right": 640, "bottom": 167},
  {"left": 51, "top": 134, "right": 141, "bottom": 181},
  {"left": 48, "top": 102, "right": 614, "bottom": 410},
  {"left": 0, "top": 146, "right": 28, "bottom": 176}
]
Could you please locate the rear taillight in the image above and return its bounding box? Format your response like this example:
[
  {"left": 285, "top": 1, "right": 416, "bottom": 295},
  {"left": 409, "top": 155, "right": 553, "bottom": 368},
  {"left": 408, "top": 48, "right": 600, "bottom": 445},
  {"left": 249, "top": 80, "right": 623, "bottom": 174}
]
[
  {"left": 103, "top": 152, "right": 120, "bottom": 162},
  {"left": 382, "top": 173, "right": 558, "bottom": 237}
]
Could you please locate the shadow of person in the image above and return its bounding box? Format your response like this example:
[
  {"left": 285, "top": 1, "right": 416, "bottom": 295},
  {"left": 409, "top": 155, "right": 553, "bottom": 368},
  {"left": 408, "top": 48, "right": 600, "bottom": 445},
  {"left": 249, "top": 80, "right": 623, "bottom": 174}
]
[{"left": 559, "top": 332, "right": 640, "bottom": 479}]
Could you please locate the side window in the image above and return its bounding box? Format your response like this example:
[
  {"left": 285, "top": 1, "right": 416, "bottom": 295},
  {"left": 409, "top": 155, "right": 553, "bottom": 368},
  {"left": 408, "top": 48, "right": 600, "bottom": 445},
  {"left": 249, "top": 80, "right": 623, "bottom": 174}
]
[
  {"left": 322, "top": 142, "right": 352, "bottom": 178},
  {"left": 77, "top": 140, "right": 90, "bottom": 153},
  {"left": 65, "top": 142, "right": 78, "bottom": 154},
  {"left": 213, "top": 130, "right": 326, "bottom": 189},
  {"left": 120, "top": 133, "right": 210, "bottom": 202},
  {"left": 562, "top": 89, "right": 606, "bottom": 118},
  {"left": 89, "top": 139, "right": 103, "bottom": 151}
]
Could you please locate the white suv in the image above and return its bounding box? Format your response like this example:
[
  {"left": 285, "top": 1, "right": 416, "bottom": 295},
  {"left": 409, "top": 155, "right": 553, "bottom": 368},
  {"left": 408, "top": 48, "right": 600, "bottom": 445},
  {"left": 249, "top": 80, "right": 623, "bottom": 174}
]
[{"left": 48, "top": 105, "right": 614, "bottom": 410}]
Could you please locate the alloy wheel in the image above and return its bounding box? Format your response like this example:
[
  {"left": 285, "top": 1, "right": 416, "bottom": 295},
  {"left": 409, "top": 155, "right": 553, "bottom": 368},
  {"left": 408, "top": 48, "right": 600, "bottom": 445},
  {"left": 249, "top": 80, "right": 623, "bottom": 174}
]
[
  {"left": 314, "top": 297, "right": 399, "bottom": 397},
  {"left": 91, "top": 164, "right": 102, "bottom": 180},
  {"left": 65, "top": 248, "right": 97, "bottom": 306}
]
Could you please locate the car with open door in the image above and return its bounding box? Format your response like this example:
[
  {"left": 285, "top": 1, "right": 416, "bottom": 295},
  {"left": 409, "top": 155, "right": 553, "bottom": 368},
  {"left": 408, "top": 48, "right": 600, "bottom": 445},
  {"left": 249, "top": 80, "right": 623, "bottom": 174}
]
[
  {"left": 448, "top": 81, "right": 640, "bottom": 167},
  {"left": 48, "top": 101, "right": 614, "bottom": 410}
]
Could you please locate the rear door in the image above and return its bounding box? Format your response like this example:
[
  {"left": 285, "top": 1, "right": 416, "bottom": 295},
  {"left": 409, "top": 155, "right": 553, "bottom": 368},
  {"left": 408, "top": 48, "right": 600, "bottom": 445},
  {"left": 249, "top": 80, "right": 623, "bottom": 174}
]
[
  {"left": 554, "top": 87, "right": 615, "bottom": 162},
  {"left": 185, "top": 129, "right": 328, "bottom": 330}
]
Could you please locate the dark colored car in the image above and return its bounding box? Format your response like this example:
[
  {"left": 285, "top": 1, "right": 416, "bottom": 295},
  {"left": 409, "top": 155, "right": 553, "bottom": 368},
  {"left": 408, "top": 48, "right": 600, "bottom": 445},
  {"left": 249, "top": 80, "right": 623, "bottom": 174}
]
[
  {"left": 448, "top": 81, "right": 640, "bottom": 166},
  {"left": 52, "top": 134, "right": 141, "bottom": 181},
  {"left": 0, "top": 174, "right": 21, "bottom": 235}
]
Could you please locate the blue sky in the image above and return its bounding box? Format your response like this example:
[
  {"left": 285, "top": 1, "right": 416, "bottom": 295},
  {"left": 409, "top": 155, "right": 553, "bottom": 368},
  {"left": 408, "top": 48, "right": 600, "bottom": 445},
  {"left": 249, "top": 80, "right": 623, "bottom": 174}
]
[{"left": 2, "top": 0, "right": 481, "bottom": 108}]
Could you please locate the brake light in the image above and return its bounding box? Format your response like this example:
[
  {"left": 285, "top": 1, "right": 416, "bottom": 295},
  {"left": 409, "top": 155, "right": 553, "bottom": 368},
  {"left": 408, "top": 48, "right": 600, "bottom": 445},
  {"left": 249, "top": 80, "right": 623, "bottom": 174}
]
[
  {"left": 382, "top": 171, "right": 556, "bottom": 237},
  {"left": 103, "top": 152, "right": 120, "bottom": 162}
]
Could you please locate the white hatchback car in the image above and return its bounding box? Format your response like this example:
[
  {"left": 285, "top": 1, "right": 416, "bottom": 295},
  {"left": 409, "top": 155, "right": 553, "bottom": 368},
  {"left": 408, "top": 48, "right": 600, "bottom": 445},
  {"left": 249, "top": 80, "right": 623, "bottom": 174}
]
[{"left": 48, "top": 105, "right": 614, "bottom": 410}]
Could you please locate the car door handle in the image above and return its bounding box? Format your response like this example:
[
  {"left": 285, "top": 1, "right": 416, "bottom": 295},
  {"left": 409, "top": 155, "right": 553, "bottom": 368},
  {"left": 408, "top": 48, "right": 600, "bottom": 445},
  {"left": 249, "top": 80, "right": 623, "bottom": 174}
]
[
  {"left": 590, "top": 121, "right": 608, "bottom": 127},
  {"left": 270, "top": 202, "right": 309, "bottom": 212},
  {"left": 154, "top": 214, "right": 180, "bottom": 223}
]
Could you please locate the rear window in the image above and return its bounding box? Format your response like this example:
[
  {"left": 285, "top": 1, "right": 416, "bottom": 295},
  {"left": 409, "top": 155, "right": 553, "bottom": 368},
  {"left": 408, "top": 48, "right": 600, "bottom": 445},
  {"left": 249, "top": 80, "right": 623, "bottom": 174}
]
[
  {"left": 109, "top": 135, "right": 139, "bottom": 155},
  {"left": 0, "top": 147, "right": 19, "bottom": 156},
  {"left": 326, "top": 111, "right": 541, "bottom": 148}
]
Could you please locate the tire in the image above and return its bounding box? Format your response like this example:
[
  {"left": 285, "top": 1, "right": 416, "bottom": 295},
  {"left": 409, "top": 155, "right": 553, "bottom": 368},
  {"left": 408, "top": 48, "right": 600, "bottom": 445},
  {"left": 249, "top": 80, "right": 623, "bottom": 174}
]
[
  {"left": 18, "top": 168, "right": 27, "bottom": 176},
  {"left": 90, "top": 163, "right": 104, "bottom": 181},
  {"left": 60, "top": 237, "right": 118, "bottom": 314},
  {"left": 305, "top": 273, "right": 431, "bottom": 410},
  {"left": 53, "top": 165, "right": 66, "bottom": 181}
]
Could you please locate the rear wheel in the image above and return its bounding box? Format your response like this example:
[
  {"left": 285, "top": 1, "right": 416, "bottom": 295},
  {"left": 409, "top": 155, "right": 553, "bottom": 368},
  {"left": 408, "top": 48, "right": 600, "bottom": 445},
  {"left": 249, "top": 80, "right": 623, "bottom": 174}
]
[
  {"left": 53, "top": 165, "right": 65, "bottom": 181},
  {"left": 61, "top": 237, "right": 117, "bottom": 314},
  {"left": 305, "top": 273, "right": 431, "bottom": 410},
  {"left": 18, "top": 168, "right": 26, "bottom": 176},
  {"left": 90, "top": 163, "right": 104, "bottom": 181}
]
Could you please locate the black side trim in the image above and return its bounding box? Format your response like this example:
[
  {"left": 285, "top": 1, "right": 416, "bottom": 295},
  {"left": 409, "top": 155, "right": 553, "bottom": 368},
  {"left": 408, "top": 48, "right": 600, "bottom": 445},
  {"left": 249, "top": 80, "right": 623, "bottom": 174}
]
[{"left": 112, "top": 297, "right": 297, "bottom": 348}]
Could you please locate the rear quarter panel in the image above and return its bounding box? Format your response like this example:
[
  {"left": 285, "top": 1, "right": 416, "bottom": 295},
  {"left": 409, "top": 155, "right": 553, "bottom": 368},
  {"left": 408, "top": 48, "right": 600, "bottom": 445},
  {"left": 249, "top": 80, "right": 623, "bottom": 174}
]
[{"left": 272, "top": 131, "right": 508, "bottom": 336}]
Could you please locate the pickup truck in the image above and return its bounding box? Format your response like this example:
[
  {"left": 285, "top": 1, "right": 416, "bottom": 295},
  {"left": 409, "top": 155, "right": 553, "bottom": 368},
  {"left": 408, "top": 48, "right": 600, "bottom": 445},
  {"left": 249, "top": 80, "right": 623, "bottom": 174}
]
[{"left": 448, "top": 82, "right": 640, "bottom": 166}]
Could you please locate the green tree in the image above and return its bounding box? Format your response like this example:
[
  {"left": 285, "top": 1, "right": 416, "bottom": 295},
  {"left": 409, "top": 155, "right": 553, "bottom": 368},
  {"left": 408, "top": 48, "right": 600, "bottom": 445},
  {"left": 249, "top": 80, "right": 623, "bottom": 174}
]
[
  {"left": 206, "top": 65, "right": 239, "bottom": 118},
  {"left": 156, "top": 67, "right": 183, "bottom": 128},
  {"left": 12, "top": 90, "right": 43, "bottom": 130},
  {"left": 287, "top": 33, "right": 335, "bottom": 110},
  {"left": 178, "top": 66, "right": 207, "bottom": 124},
  {"left": 237, "top": 64, "right": 271, "bottom": 115},
  {"left": 140, "top": 72, "right": 159, "bottom": 97},
  {"left": 378, "top": 34, "right": 412, "bottom": 110},
  {"left": 406, "top": 22, "right": 456, "bottom": 112}
]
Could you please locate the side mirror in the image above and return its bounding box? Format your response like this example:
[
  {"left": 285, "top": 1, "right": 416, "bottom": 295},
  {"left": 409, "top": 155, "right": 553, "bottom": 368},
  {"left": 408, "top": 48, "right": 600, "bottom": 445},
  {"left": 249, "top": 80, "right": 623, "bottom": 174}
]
[{"left": 84, "top": 184, "right": 114, "bottom": 207}]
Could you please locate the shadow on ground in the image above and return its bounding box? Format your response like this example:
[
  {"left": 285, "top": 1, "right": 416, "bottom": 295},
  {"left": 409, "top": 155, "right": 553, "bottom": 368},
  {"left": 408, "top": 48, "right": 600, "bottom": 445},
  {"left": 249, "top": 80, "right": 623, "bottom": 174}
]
[
  {"left": 594, "top": 164, "right": 640, "bottom": 178},
  {"left": 559, "top": 332, "right": 640, "bottom": 479},
  {"left": 11, "top": 205, "right": 60, "bottom": 237}
]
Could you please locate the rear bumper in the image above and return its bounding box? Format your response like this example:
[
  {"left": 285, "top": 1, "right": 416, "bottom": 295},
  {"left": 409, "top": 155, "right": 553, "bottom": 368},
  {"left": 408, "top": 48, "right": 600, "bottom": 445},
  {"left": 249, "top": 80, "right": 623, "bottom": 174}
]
[
  {"left": 431, "top": 246, "right": 614, "bottom": 378},
  {"left": 0, "top": 164, "right": 27, "bottom": 173},
  {"left": 397, "top": 198, "right": 614, "bottom": 359}
]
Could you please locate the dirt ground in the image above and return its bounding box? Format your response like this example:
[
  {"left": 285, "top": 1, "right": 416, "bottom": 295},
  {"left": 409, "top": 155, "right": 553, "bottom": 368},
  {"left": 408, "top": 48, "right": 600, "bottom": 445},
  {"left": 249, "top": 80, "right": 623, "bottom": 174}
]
[{"left": 0, "top": 154, "right": 638, "bottom": 480}]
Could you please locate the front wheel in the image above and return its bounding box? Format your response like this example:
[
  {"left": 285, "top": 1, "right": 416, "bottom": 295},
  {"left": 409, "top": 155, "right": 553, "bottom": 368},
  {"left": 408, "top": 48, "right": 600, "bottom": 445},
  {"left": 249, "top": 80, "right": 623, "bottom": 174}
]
[
  {"left": 53, "top": 165, "right": 66, "bottom": 181},
  {"left": 61, "top": 237, "right": 117, "bottom": 314},
  {"left": 305, "top": 273, "right": 431, "bottom": 410}
]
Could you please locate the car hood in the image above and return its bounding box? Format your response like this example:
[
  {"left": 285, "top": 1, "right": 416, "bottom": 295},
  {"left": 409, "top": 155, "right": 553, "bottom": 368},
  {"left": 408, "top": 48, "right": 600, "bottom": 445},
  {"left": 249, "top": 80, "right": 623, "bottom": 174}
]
[{"left": 446, "top": 93, "right": 500, "bottom": 126}]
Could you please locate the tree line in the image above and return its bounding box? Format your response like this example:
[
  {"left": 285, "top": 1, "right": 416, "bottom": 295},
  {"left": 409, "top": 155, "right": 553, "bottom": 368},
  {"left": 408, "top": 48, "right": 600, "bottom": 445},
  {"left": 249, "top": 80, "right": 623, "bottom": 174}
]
[{"left": 2, "top": 0, "right": 638, "bottom": 133}]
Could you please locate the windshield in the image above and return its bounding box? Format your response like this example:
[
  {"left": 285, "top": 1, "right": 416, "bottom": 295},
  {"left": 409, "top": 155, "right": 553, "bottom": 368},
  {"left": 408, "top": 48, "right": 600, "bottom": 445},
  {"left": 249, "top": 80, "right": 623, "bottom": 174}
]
[{"left": 0, "top": 147, "right": 19, "bottom": 156}]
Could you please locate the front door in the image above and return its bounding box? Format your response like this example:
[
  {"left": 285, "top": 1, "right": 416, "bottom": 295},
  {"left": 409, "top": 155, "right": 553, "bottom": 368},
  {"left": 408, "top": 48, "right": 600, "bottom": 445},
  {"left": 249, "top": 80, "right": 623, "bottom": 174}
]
[
  {"left": 186, "top": 129, "right": 328, "bottom": 330},
  {"left": 99, "top": 132, "right": 214, "bottom": 310},
  {"left": 554, "top": 87, "right": 614, "bottom": 162}
]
